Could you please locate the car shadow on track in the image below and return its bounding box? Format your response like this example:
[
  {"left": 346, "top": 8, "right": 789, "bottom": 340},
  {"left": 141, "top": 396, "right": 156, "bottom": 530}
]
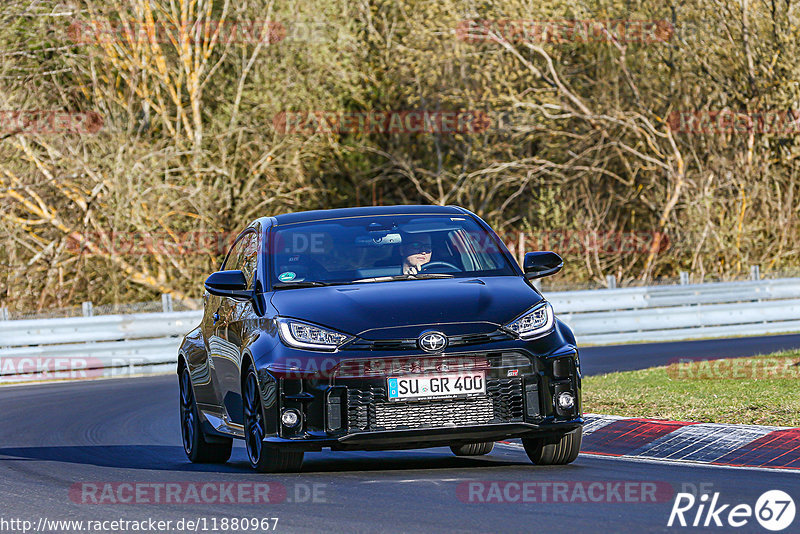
[
  {"left": 0, "top": 444, "right": 541, "bottom": 474},
  {"left": 0, "top": 445, "right": 248, "bottom": 472},
  {"left": 295, "top": 454, "right": 529, "bottom": 474}
]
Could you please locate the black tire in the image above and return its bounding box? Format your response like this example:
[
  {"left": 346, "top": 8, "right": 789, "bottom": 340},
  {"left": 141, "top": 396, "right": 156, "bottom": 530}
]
[
  {"left": 450, "top": 441, "right": 494, "bottom": 456},
  {"left": 243, "top": 366, "right": 304, "bottom": 473},
  {"left": 522, "top": 427, "right": 582, "bottom": 465},
  {"left": 179, "top": 366, "right": 232, "bottom": 463}
]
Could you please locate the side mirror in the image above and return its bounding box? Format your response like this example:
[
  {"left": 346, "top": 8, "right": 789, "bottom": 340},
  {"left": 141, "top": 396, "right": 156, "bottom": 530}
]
[
  {"left": 204, "top": 270, "right": 251, "bottom": 298},
  {"left": 523, "top": 251, "right": 563, "bottom": 279}
]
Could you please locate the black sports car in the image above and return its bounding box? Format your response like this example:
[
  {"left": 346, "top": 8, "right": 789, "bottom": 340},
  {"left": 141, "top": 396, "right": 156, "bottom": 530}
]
[{"left": 178, "top": 205, "right": 582, "bottom": 472}]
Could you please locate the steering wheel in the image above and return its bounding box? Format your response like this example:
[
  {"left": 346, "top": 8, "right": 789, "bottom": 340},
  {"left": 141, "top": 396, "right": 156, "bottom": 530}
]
[{"left": 420, "top": 261, "right": 462, "bottom": 273}]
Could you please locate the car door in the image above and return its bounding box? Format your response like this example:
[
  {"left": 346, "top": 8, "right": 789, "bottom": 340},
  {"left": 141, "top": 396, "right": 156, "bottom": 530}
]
[
  {"left": 211, "top": 229, "right": 260, "bottom": 424},
  {"left": 195, "top": 245, "right": 237, "bottom": 408}
]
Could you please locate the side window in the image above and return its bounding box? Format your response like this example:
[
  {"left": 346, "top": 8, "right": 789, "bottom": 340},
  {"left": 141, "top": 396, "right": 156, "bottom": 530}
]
[
  {"left": 449, "top": 229, "right": 501, "bottom": 271},
  {"left": 240, "top": 233, "right": 258, "bottom": 287},
  {"left": 223, "top": 232, "right": 258, "bottom": 288},
  {"left": 222, "top": 239, "right": 245, "bottom": 271}
]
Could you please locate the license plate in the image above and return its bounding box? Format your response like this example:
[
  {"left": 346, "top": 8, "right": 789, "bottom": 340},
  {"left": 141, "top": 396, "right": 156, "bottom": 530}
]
[{"left": 387, "top": 372, "right": 486, "bottom": 402}]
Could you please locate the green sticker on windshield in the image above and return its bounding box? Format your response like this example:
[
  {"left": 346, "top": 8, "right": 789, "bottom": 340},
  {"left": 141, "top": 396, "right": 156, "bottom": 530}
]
[{"left": 278, "top": 271, "right": 296, "bottom": 282}]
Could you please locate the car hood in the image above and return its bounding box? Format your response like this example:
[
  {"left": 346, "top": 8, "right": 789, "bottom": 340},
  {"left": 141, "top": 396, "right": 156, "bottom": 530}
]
[{"left": 270, "top": 276, "right": 543, "bottom": 339}]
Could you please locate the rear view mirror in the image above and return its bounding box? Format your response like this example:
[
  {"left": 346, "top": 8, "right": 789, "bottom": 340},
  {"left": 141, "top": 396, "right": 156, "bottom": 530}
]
[
  {"left": 523, "top": 252, "right": 563, "bottom": 279},
  {"left": 204, "top": 270, "right": 250, "bottom": 298},
  {"left": 355, "top": 233, "right": 401, "bottom": 246}
]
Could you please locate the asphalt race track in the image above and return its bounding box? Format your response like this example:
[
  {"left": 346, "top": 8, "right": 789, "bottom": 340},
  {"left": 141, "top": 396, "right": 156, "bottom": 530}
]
[{"left": 3, "top": 336, "right": 800, "bottom": 533}]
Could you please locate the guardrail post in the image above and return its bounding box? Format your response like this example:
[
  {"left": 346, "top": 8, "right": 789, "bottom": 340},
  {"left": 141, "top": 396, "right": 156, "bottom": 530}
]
[
  {"left": 0, "top": 307, "right": 7, "bottom": 348},
  {"left": 680, "top": 271, "right": 689, "bottom": 285},
  {"left": 750, "top": 265, "right": 760, "bottom": 281},
  {"left": 606, "top": 274, "right": 616, "bottom": 289},
  {"left": 81, "top": 301, "right": 93, "bottom": 317},
  {"left": 161, "top": 293, "right": 173, "bottom": 313}
]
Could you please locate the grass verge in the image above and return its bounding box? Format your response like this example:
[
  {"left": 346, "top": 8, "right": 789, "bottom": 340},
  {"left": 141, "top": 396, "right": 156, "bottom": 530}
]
[{"left": 583, "top": 349, "right": 800, "bottom": 427}]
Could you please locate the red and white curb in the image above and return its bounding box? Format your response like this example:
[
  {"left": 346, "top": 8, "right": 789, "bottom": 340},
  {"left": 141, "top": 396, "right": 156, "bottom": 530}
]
[{"left": 578, "top": 414, "right": 800, "bottom": 470}]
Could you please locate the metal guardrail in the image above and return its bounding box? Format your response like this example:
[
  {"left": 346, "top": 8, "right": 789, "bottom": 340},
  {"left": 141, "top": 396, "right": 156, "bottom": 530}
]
[
  {"left": 0, "top": 311, "right": 200, "bottom": 347},
  {"left": 548, "top": 278, "right": 800, "bottom": 344},
  {"left": 1, "top": 278, "right": 799, "bottom": 381},
  {"left": 0, "top": 311, "right": 202, "bottom": 382}
]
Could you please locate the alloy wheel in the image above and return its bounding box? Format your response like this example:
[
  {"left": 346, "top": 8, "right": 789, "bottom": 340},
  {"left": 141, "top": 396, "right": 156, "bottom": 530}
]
[
  {"left": 243, "top": 371, "right": 265, "bottom": 466},
  {"left": 179, "top": 369, "right": 196, "bottom": 455}
]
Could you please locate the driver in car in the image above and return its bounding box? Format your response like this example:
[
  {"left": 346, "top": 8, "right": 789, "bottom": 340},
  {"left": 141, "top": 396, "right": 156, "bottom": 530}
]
[{"left": 400, "top": 232, "right": 432, "bottom": 275}]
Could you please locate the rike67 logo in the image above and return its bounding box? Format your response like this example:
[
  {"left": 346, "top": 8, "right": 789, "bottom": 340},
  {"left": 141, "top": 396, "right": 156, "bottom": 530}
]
[{"left": 668, "top": 490, "right": 795, "bottom": 531}]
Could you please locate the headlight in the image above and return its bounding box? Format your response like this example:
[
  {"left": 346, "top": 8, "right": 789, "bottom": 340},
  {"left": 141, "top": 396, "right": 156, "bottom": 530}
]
[
  {"left": 504, "top": 302, "right": 554, "bottom": 340},
  {"left": 276, "top": 318, "right": 353, "bottom": 351}
]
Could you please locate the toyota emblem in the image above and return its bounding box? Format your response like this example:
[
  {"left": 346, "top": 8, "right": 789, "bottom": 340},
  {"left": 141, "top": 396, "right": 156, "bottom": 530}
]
[{"left": 418, "top": 331, "right": 448, "bottom": 353}]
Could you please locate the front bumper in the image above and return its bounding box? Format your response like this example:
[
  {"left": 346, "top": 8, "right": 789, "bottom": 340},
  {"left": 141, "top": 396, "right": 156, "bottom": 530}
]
[{"left": 251, "top": 339, "right": 583, "bottom": 452}]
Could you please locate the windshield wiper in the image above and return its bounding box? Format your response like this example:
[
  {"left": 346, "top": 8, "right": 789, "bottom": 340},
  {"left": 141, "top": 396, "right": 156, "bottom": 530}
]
[
  {"left": 353, "top": 273, "right": 454, "bottom": 283},
  {"left": 273, "top": 281, "right": 351, "bottom": 289},
  {"left": 275, "top": 274, "right": 454, "bottom": 288}
]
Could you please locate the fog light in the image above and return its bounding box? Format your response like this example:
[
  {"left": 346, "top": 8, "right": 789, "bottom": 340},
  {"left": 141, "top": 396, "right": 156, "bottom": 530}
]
[
  {"left": 557, "top": 391, "right": 575, "bottom": 410},
  {"left": 281, "top": 409, "right": 301, "bottom": 428}
]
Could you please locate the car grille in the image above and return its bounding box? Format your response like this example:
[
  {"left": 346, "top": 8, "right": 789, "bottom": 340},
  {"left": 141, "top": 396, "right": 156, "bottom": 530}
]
[
  {"left": 346, "top": 377, "right": 525, "bottom": 433},
  {"left": 375, "top": 397, "right": 494, "bottom": 430}
]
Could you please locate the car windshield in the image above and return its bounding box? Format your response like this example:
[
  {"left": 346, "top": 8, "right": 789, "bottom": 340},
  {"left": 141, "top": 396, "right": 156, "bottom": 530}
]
[{"left": 268, "top": 214, "right": 516, "bottom": 286}]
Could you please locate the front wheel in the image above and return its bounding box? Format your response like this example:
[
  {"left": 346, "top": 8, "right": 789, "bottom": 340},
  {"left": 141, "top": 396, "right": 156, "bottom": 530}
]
[
  {"left": 179, "top": 367, "right": 232, "bottom": 463},
  {"left": 450, "top": 442, "right": 494, "bottom": 456},
  {"left": 243, "top": 366, "right": 304, "bottom": 473},
  {"left": 522, "top": 428, "right": 582, "bottom": 465}
]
